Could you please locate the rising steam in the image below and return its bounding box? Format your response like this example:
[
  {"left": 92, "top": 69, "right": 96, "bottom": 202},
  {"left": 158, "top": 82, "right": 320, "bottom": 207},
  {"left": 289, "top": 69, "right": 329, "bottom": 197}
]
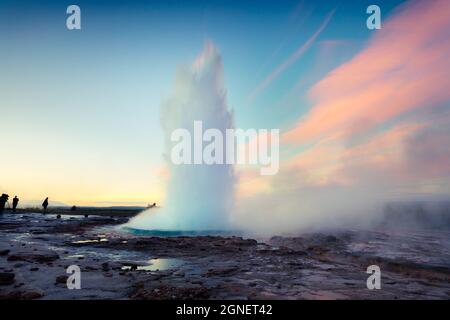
[{"left": 126, "top": 43, "right": 235, "bottom": 231}]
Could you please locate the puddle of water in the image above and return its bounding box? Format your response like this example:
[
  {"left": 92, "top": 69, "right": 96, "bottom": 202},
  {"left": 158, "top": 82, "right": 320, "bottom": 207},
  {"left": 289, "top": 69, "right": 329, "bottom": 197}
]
[
  {"left": 72, "top": 238, "right": 108, "bottom": 244},
  {"left": 121, "top": 258, "right": 183, "bottom": 271},
  {"left": 66, "top": 254, "right": 85, "bottom": 259}
]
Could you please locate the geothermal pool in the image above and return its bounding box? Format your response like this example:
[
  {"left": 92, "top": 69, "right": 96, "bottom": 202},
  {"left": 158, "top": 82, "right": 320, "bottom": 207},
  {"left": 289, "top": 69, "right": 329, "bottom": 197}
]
[{"left": 122, "top": 226, "right": 242, "bottom": 237}]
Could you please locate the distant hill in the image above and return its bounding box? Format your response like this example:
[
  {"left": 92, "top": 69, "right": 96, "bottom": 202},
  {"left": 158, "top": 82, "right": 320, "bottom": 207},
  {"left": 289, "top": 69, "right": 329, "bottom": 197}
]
[
  {"left": 19, "top": 201, "right": 148, "bottom": 210},
  {"left": 80, "top": 206, "right": 148, "bottom": 211}
]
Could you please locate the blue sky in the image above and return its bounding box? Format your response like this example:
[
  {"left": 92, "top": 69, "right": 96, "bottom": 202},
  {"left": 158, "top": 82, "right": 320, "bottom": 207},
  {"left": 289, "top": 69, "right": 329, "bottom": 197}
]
[{"left": 0, "top": 0, "right": 409, "bottom": 205}]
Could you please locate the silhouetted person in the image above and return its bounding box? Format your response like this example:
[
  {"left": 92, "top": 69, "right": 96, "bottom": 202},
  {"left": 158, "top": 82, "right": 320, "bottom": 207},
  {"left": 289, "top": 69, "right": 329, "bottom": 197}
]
[
  {"left": 12, "top": 196, "right": 19, "bottom": 212},
  {"left": 0, "top": 194, "right": 9, "bottom": 214},
  {"left": 42, "top": 197, "right": 49, "bottom": 213}
]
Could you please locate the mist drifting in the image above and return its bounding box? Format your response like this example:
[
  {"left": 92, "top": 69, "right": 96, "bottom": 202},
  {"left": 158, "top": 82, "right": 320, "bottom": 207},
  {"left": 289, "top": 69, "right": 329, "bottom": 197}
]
[{"left": 127, "top": 43, "right": 235, "bottom": 231}]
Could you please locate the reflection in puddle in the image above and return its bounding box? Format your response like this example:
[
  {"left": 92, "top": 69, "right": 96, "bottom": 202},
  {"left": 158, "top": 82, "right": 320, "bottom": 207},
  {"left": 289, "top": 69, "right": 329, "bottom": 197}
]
[
  {"left": 66, "top": 254, "right": 85, "bottom": 259},
  {"left": 72, "top": 238, "right": 108, "bottom": 244},
  {"left": 121, "top": 258, "right": 183, "bottom": 271}
]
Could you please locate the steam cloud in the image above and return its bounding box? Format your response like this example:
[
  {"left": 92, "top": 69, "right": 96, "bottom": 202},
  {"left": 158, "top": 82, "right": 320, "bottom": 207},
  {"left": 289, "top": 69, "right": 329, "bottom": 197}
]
[
  {"left": 127, "top": 43, "right": 235, "bottom": 231},
  {"left": 233, "top": 0, "right": 450, "bottom": 235},
  {"left": 128, "top": 0, "right": 450, "bottom": 235}
]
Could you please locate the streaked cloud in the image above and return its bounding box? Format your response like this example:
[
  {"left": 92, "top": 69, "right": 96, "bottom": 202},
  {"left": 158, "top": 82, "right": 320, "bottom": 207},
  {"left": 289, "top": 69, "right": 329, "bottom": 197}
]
[{"left": 247, "top": 8, "right": 336, "bottom": 102}]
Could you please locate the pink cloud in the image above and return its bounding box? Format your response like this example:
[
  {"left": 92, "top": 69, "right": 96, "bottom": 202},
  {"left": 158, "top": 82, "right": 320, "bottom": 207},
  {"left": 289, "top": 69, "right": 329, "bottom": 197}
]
[
  {"left": 235, "top": 1, "right": 450, "bottom": 233},
  {"left": 283, "top": 0, "right": 450, "bottom": 145}
]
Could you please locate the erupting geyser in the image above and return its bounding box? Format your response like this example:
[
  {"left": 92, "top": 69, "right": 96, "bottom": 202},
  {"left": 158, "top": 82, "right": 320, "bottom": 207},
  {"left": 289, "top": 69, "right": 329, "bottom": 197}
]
[{"left": 126, "top": 43, "right": 236, "bottom": 232}]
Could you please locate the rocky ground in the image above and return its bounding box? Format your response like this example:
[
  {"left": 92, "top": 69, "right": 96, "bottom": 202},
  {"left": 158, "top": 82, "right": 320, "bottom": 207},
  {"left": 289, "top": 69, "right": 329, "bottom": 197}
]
[{"left": 0, "top": 212, "right": 449, "bottom": 300}]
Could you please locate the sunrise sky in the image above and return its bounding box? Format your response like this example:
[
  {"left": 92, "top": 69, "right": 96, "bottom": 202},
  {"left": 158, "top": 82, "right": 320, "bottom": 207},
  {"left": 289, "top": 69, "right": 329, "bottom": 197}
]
[{"left": 1, "top": 0, "right": 450, "bottom": 208}]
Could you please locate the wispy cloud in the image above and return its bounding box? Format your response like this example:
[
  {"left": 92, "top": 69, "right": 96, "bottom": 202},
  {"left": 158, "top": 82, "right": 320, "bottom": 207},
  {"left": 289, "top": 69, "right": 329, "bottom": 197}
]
[{"left": 247, "top": 8, "right": 336, "bottom": 103}]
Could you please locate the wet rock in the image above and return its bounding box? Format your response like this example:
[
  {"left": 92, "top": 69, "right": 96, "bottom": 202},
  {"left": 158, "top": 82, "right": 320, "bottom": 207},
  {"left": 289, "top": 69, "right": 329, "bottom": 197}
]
[
  {"left": 0, "top": 272, "right": 15, "bottom": 285},
  {"left": 101, "top": 262, "right": 110, "bottom": 271},
  {"left": 22, "top": 290, "right": 44, "bottom": 300},
  {"left": 1, "top": 210, "right": 450, "bottom": 300},
  {"left": 287, "top": 261, "right": 303, "bottom": 267},
  {"left": 205, "top": 266, "right": 239, "bottom": 277},
  {"left": 131, "top": 286, "right": 210, "bottom": 300},
  {"left": 55, "top": 275, "right": 68, "bottom": 285},
  {"left": 173, "top": 270, "right": 185, "bottom": 277},
  {"left": 190, "top": 279, "right": 203, "bottom": 285},
  {"left": 85, "top": 266, "right": 98, "bottom": 271},
  {"left": 7, "top": 251, "right": 59, "bottom": 264},
  {"left": 0, "top": 291, "right": 22, "bottom": 299},
  {"left": 325, "top": 235, "right": 338, "bottom": 243}
]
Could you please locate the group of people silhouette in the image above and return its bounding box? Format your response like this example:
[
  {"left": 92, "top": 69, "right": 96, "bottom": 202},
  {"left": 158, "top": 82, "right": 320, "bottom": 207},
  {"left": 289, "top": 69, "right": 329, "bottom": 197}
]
[{"left": 0, "top": 194, "right": 49, "bottom": 214}]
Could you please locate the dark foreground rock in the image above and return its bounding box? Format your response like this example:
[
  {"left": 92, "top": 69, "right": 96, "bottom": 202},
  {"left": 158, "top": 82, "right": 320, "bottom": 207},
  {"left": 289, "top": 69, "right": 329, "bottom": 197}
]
[
  {"left": 0, "top": 212, "right": 449, "bottom": 300},
  {"left": 0, "top": 273, "right": 15, "bottom": 286}
]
